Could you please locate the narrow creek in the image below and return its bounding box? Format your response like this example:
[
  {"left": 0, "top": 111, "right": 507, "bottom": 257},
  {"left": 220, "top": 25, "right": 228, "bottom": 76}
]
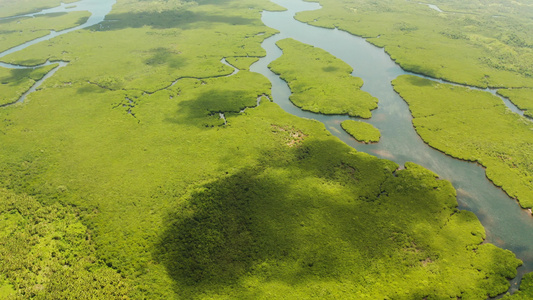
[
  {"left": 1, "top": 0, "right": 531, "bottom": 294},
  {"left": 249, "top": 0, "right": 533, "bottom": 291},
  {"left": 0, "top": 0, "right": 116, "bottom": 107}
]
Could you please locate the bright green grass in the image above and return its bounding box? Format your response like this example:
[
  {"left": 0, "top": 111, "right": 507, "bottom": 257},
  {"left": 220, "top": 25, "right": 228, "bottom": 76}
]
[
  {"left": 0, "top": 0, "right": 526, "bottom": 298},
  {"left": 0, "top": 0, "right": 78, "bottom": 18},
  {"left": 0, "top": 64, "right": 57, "bottom": 106},
  {"left": 269, "top": 38, "right": 378, "bottom": 118},
  {"left": 297, "top": 0, "right": 533, "bottom": 88},
  {"left": 498, "top": 88, "right": 533, "bottom": 119},
  {"left": 341, "top": 119, "right": 380, "bottom": 143},
  {"left": 393, "top": 75, "right": 533, "bottom": 208},
  {"left": 0, "top": 11, "right": 91, "bottom": 53}
]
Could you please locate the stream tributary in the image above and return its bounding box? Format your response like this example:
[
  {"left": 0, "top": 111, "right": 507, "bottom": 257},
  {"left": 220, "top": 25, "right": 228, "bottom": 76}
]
[
  {"left": 249, "top": 0, "right": 533, "bottom": 290},
  {"left": 0, "top": 0, "right": 116, "bottom": 107},
  {"left": 1, "top": 0, "right": 532, "bottom": 293}
]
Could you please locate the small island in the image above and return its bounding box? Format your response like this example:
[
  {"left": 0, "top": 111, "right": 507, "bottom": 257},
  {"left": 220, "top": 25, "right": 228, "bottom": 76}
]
[{"left": 341, "top": 119, "right": 380, "bottom": 143}]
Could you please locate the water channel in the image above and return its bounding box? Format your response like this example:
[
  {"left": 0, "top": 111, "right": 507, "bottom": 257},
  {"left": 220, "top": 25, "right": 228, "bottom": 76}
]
[
  {"left": 249, "top": 0, "right": 533, "bottom": 290},
  {"left": 1, "top": 0, "right": 532, "bottom": 294},
  {"left": 0, "top": 0, "right": 116, "bottom": 107}
]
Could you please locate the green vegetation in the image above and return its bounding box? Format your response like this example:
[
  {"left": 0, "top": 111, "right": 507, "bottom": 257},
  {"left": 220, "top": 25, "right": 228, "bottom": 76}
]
[
  {"left": 1, "top": 1, "right": 283, "bottom": 92},
  {"left": 0, "top": 64, "right": 57, "bottom": 106},
  {"left": 341, "top": 119, "right": 380, "bottom": 143},
  {"left": 393, "top": 75, "right": 533, "bottom": 208},
  {"left": 0, "top": 0, "right": 78, "bottom": 18},
  {"left": 156, "top": 153, "right": 521, "bottom": 299},
  {"left": 498, "top": 88, "right": 533, "bottom": 119},
  {"left": 0, "top": 188, "right": 129, "bottom": 298},
  {"left": 297, "top": 0, "right": 533, "bottom": 88},
  {"left": 225, "top": 56, "right": 260, "bottom": 70},
  {"left": 0, "top": 11, "right": 91, "bottom": 53},
  {"left": 503, "top": 273, "right": 533, "bottom": 299},
  {"left": 0, "top": 0, "right": 527, "bottom": 298},
  {"left": 269, "top": 38, "right": 378, "bottom": 118}
]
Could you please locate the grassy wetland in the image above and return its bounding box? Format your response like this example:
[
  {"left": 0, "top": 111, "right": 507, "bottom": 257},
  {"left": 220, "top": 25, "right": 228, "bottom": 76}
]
[
  {"left": 0, "top": 0, "right": 531, "bottom": 298},
  {"left": 0, "top": 11, "right": 91, "bottom": 53},
  {"left": 497, "top": 88, "right": 533, "bottom": 119},
  {"left": 0, "top": 0, "right": 78, "bottom": 18},
  {"left": 341, "top": 119, "right": 380, "bottom": 143},
  {"left": 0, "top": 64, "right": 58, "bottom": 106},
  {"left": 268, "top": 38, "right": 377, "bottom": 118},
  {"left": 296, "top": 0, "right": 533, "bottom": 89},
  {"left": 393, "top": 75, "right": 533, "bottom": 209}
]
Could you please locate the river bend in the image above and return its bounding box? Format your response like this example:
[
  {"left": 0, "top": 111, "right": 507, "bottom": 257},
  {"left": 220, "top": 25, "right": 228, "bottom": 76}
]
[
  {"left": 250, "top": 0, "right": 533, "bottom": 289},
  {"left": 1, "top": 0, "right": 531, "bottom": 292}
]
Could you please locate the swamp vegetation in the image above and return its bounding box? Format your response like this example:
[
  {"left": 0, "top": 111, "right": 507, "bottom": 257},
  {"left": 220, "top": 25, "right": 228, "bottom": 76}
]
[
  {"left": 0, "top": 0, "right": 532, "bottom": 298},
  {"left": 392, "top": 75, "right": 533, "bottom": 209},
  {"left": 296, "top": 0, "right": 533, "bottom": 123},
  {"left": 340, "top": 119, "right": 380, "bottom": 143},
  {"left": 0, "top": 64, "right": 58, "bottom": 106},
  {"left": 268, "top": 38, "right": 378, "bottom": 118},
  {"left": 296, "top": 2, "right": 533, "bottom": 201}
]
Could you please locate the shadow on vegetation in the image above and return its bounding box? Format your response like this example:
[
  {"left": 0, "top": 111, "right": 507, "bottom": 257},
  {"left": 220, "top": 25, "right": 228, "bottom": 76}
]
[
  {"left": 76, "top": 83, "right": 109, "bottom": 94},
  {"left": 403, "top": 75, "right": 435, "bottom": 87},
  {"left": 154, "top": 137, "right": 521, "bottom": 297},
  {"left": 165, "top": 89, "right": 257, "bottom": 127},
  {"left": 154, "top": 162, "right": 387, "bottom": 293},
  {"left": 103, "top": 10, "right": 255, "bottom": 31},
  {"left": 1, "top": 68, "right": 38, "bottom": 84},
  {"left": 153, "top": 139, "right": 402, "bottom": 294},
  {"left": 144, "top": 47, "right": 187, "bottom": 69},
  {"left": 322, "top": 66, "right": 339, "bottom": 72}
]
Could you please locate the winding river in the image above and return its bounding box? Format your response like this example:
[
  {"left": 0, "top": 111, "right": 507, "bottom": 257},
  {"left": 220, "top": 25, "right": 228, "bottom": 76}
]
[
  {"left": 0, "top": 0, "right": 116, "bottom": 107},
  {"left": 1, "top": 0, "right": 532, "bottom": 294},
  {"left": 249, "top": 0, "right": 533, "bottom": 290}
]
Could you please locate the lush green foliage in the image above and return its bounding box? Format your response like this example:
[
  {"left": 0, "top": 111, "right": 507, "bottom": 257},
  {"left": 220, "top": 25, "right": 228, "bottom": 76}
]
[
  {"left": 0, "top": 64, "right": 57, "bottom": 106},
  {"left": 1, "top": 0, "right": 282, "bottom": 92},
  {"left": 297, "top": 0, "right": 533, "bottom": 88},
  {"left": 503, "top": 273, "right": 533, "bottom": 299},
  {"left": 498, "top": 88, "right": 533, "bottom": 119},
  {"left": 0, "top": 11, "right": 91, "bottom": 53},
  {"left": 0, "top": 188, "right": 129, "bottom": 299},
  {"left": 0, "top": 0, "right": 526, "bottom": 298},
  {"left": 341, "top": 119, "right": 380, "bottom": 143},
  {"left": 156, "top": 144, "right": 521, "bottom": 299},
  {"left": 393, "top": 75, "right": 533, "bottom": 208},
  {"left": 269, "top": 38, "right": 378, "bottom": 118}
]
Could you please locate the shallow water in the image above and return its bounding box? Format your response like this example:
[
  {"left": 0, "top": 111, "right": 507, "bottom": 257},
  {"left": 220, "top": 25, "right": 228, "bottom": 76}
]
[
  {"left": 250, "top": 0, "right": 533, "bottom": 291},
  {"left": 0, "top": 0, "right": 116, "bottom": 59},
  {"left": 0, "top": 0, "right": 116, "bottom": 106}
]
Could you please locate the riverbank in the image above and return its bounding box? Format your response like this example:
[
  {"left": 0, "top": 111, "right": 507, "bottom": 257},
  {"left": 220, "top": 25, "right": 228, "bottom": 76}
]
[{"left": 0, "top": 0, "right": 531, "bottom": 298}]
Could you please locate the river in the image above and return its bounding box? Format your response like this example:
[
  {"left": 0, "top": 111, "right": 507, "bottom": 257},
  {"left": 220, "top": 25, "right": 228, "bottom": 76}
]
[
  {"left": 249, "top": 0, "right": 533, "bottom": 291},
  {"left": 0, "top": 0, "right": 116, "bottom": 107},
  {"left": 1, "top": 0, "right": 532, "bottom": 294}
]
